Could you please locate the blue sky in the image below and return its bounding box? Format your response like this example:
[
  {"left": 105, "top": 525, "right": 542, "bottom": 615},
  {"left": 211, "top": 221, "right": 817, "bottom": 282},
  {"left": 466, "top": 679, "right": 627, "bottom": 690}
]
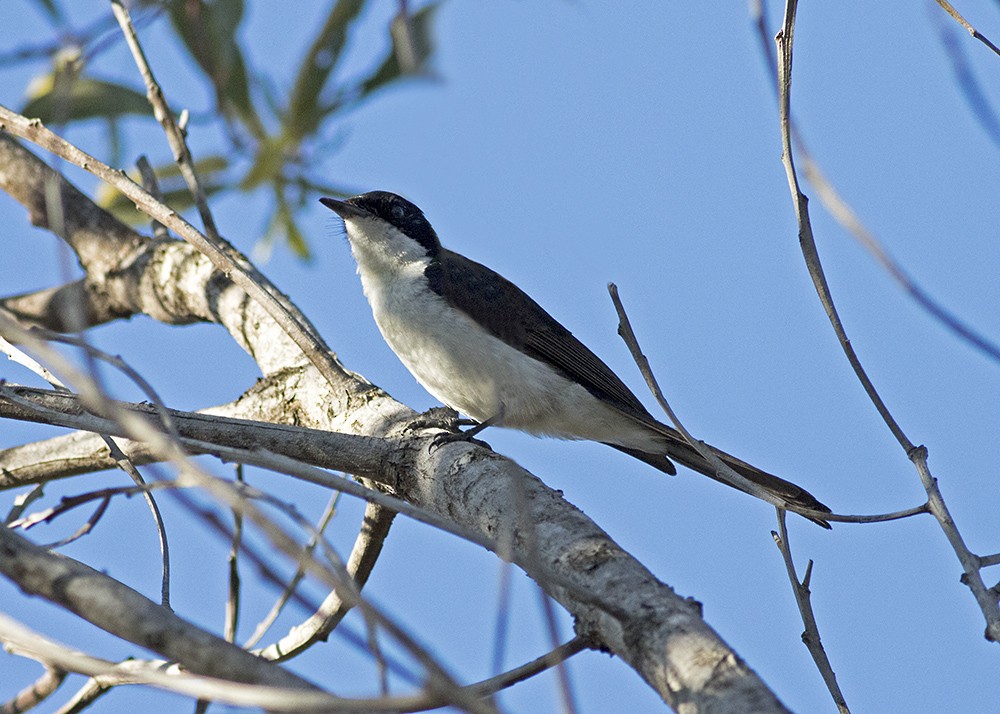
[{"left": 1, "top": 1, "right": 999, "bottom": 712}]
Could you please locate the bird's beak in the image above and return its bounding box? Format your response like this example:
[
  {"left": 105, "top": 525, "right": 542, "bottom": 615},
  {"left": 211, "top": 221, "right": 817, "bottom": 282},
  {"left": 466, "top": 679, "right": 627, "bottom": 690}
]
[{"left": 319, "top": 197, "right": 369, "bottom": 220}]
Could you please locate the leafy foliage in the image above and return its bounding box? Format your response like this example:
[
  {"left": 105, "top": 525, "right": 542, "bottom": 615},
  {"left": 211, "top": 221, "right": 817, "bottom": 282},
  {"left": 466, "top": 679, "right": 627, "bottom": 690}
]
[{"left": 9, "top": 0, "right": 440, "bottom": 255}]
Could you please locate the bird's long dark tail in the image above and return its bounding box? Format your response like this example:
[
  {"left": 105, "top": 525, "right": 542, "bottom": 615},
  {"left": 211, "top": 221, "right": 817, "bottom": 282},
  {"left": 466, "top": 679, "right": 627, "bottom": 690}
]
[{"left": 609, "top": 438, "right": 832, "bottom": 529}]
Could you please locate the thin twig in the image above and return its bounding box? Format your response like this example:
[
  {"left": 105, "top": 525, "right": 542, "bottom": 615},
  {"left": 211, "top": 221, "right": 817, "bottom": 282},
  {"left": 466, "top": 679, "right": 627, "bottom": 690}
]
[
  {"left": 468, "top": 638, "right": 587, "bottom": 701},
  {"left": 930, "top": 7, "right": 1000, "bottom": 150},
  {"left": 111, "top": 0, "right": 221, "bottom": 240},
  {"left": 53, "top": 678, "right": 111, "bottom": 714},
  {"left": 4, "top": 483, "right": 45, "bottom": 525},
  {"left": 977, "top": 553, "right": 1000, "bottom": 569},
  {"left": 773, "top": 6, "right": 910, "bottom": 453},
  {"left": 390, "top": 638, "right": 588, "bottom": 712},
  {"left": 136, "top": 155, "right": 169, "bottom": 239},
  {"left": 750, "top": 0, "right": 1000, "bottom": 367},
  {"left": 772, "top": 0, "right": 1000, "bottom": 642},
  {"left": 41, "top": 494, "right": 110, "bottom": 548},
  {"left": 101, "top": 433, "right": 172, "bottom": 608},
  {"left": 252, "top": 502, "right": 395, "bottom": 663},
  {"left": 812, "top": 502, "right": 928, "bottom": 525},
  {"left": 243, "top": 492, "right": 340, "bottom": 649},
  {"left": 536, "top": 588, "right": 578, "bottom": 714},
  {"left": 933, "top": 0, "right": 1000, "bottom": 57},
  {"left": 10, "top": 482, "right": 171, "bottom": 530},
  {"left": 225, "top": 465, "right": 244, "bottom": 643},
  {"left": 608, "top": 283, "right": 823, "bottom": 519},
  {"left": 772, "top": 510, "right": 850, "bottom": 713},
  {"left": 0, "top": 664, "right": 66, "bottom": 714},
  {"left": 490, "top": 561, "right": 514, "bottom": 675}
]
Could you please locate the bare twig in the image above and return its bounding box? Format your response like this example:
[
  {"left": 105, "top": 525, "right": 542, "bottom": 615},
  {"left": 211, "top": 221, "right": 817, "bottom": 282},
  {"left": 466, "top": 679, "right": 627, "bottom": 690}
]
[
  {"left": 99, "top": 433, "right": 172, "bottom": 608},
  {"left": 53, "top": 679, "right": 111, "bottom": 714},
  {"left": 772, "top": 510, "right": 850, "bottom": 713},
  {"left": 4, "top": 483, "right": 45, "bottom": 525},
  {"left": 10, "top": 482, "right": 169, "bottom": 530},
  {"left": 136, "top": 155, "right": 169, "bottom": 239},
  {"left": 773, "top": 0, "right": 1000, "bottom": 642},
  {"left": 536, "top": 588, "right": 578, "bottom": 714},
  {"left": 111, "top": 0, "right": 221, "bottom": 241},
  {"left": 0, "top": 664, "right": 66, "bottom": 714},
  {"left": 490, "top": 561, "right": 514, "bottom": 675},
  {"left": 609, "top": 283, "right": 828, "bottom": 521},
  {"left": 41, "top": 493, "right": 110, "bottom": 548},
  {"left": 469, "top": 637, "right": 587, "bottom": 701},
  {"left": 978, "top": 553, "right": 1000, "bottom": 568},
  {"left": 750, "top": 0, "right": 1000, "bottom": 367},
  {"left": 244, "top": 492, "right": 340, "bottom": 649},
  {"left": 396, "top": 638, "right": 588, "bottom": 713},
  {"left": 929, "top": 5, "right": 1000, "bottom": 150},
  {"left": 225, "top": 465, "right": 244, "bottom": 643},
  {"left": 253, "top": 501, "right": 394, "bottom": 662},
  {"left": 933, "top": 0, "right": 1000, "bottom": 57}
]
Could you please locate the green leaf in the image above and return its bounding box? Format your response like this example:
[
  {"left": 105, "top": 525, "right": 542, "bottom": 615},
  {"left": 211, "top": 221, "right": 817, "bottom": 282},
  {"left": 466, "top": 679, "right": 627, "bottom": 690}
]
[
  {"left": 144, "top": 155, "right": 230, "bottom": 181},
  {"left": 261, "top": 190, "right": 311, "bottom": 261},
  {"left": 359, "top": 3, "right": 440, "bottom": 97},
  {"left": 22, "top": 75, "right": 151, "bottom": 123},
  {"left": 283, "top": 0, "right": 366, "bottom": 142},
  {"left": 166, "top": 0, "right": 265, "bottom": 137},
  {"left": 281, "top": 206, "right": 311, "bottom": 260},
  {"left": 239, "top": 138, "right": 285, "bottom": 191}
]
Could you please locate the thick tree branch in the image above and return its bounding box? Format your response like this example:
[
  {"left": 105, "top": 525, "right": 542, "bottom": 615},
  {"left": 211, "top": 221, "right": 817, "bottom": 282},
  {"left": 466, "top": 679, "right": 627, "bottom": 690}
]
[
  {"left": 0, "top": 529, "right": 321, "bottom": 691},
  {"left": 0, "top": 384, "right": 395, "bottom": 488},
  {"left": 0, "top": 614, "right": 429, "bottom": 711}
]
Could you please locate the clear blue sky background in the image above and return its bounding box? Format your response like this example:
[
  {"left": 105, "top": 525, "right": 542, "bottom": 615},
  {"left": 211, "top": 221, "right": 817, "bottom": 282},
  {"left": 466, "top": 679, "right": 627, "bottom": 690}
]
[{"left": 1, "top": 2, "right": 999, "bottom": 712}]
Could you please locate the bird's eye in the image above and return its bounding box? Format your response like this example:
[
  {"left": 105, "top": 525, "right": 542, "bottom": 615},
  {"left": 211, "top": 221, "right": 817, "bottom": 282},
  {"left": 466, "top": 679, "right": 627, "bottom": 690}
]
[{"left": 391, "top": 205, "right": 405, "bottom": 220}]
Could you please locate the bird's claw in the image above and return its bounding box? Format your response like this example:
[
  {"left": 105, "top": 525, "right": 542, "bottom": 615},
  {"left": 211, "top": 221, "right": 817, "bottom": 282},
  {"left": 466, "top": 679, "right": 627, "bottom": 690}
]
[
  {"left": 407, "top": 406, "right": 461, "bottom": 433},
  {"left": 429, "top": 429, "right": 493, "bottom": 453},
  {"left": 412, "top": 408, "right": 501, "bottom": 453}
]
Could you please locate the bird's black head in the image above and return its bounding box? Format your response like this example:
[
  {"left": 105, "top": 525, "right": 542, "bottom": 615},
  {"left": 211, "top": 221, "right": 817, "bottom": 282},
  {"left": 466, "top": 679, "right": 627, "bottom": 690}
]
[{"left": 343, "top": 191, "right": 441, "bottom": 255}]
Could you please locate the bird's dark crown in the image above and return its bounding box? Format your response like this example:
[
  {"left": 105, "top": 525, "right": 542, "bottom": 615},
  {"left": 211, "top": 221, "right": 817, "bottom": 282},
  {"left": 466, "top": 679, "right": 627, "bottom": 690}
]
[{"left": 348, "top": 191, "right": 441, "bottom": 254}]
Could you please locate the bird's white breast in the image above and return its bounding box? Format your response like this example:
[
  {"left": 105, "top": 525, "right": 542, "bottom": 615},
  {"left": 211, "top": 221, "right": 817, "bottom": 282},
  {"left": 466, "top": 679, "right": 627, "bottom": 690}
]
[{"left": 345, "top": 217, "right": 663, "bottom": 451}]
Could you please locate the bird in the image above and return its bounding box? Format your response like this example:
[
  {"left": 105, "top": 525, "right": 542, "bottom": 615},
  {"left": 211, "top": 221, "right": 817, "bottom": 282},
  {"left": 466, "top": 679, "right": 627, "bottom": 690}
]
[{"left": 321, "top": 191, "right": 831, "bottom": 527}]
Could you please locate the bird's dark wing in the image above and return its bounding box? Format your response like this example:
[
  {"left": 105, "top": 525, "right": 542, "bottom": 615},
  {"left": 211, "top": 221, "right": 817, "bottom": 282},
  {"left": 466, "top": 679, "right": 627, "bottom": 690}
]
[
  {"left": 427, "top": 251, "right": 832, "bottom": 527},
  {"left": 426, "top": 250, "right": 652, "bottom": 418}
]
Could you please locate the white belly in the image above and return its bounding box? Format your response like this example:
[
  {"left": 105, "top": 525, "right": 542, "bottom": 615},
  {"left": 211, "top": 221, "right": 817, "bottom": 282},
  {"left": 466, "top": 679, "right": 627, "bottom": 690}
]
[{"left": 359, "top": 263, "right": 664, "bottom": 452}]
